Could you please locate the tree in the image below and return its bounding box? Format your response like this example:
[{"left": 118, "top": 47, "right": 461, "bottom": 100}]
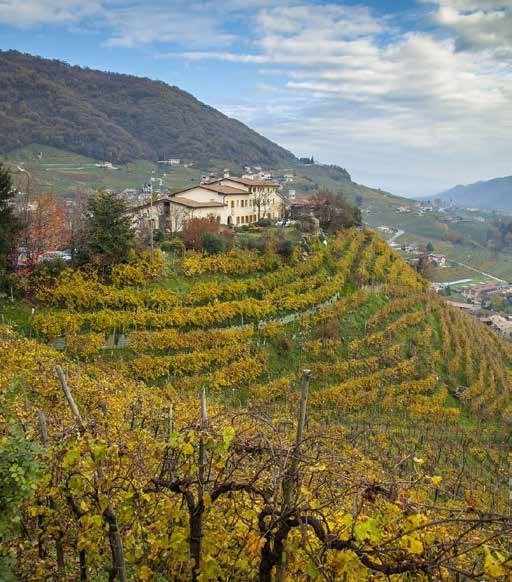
[
  {"left": 416, "top": 253, "right": 435, "bottom": 279},
  {"left": 76, "top": 191, "right": 134, "bottom": 267},
  {"left": 23, "top": 192, "right": 70, "bottom": 266},
  {"left": 313, "top": 190, "right": 362, "bottom": 233},
  {"left": 253, "top": 190, "right": 274, "bottom": 221},
  {"left": 0, "top": 163, "right": 21, "bottom": 282},
  {"left": 426, "top": 241, "right": 434, "bottom": 252}
]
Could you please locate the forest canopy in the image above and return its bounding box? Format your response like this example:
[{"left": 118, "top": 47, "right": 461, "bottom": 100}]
[{"left": 0, "top": 50, "right": 297, "bottom": 165}]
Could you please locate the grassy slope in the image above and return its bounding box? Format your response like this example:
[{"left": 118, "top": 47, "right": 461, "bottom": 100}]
[{"left": 3, "top": 144, "right": 202, "bottom": 197}]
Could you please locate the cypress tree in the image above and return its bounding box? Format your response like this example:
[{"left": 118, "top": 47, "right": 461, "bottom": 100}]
[
  {"left": 0, "top": 163, "right": 21, "bottom": 283},
  {"left": 75, "top": 190, "right": 135, "bottom": 266}
]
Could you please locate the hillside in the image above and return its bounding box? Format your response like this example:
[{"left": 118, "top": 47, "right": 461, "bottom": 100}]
[
  {"left": 0, "top": 50, "right": 297, "bottom": 166},
  {"left": 431, "top": 175, "right": 512, "bottom": 210},
  {"left": 1, "top": 229, "right": 511, "bottom": 579}
]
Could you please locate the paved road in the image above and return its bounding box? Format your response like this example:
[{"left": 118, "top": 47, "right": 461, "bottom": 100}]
[
  {"left": 449, "top": 260, "right": 508, "bottom": 284},
  {"left": 388, "top": 229, "right": 405, "bottom": 244},
  {"left": 387, "top": 227, "right": 508, "bottom": 284}
]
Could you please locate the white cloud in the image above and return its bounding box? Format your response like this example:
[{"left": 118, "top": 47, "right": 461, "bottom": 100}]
[
  {"left": 103, "top": 0, "right": 285, "bottom": 48},
  {"left": 428, "top": 0, "right": 512, "bottom": 56},
  {"left": 0, "top": 0, "right": 101, "bottom": 26},
  {"left": 182, "top": 1, "right": 512, "bottom": 195},
  {"left": 104, "top": 7, "right": 235, "bottom": 48},
  {"left": 2, "top": 0, "right": 511, "bottom": 195}
]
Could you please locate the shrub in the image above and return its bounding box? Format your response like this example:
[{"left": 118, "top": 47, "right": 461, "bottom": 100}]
[
  {"left": 276, "top": 239, "right": 295, "bottom": 260},
  {"left": 317, "top": 318, "right": 341, "bottom": 341},
  {"left": 153, "top": 229, "right": 165, "bottom": 243},
  {"left": 31, "top": 257, "right": 68, "bottom": 281},
  {"left": 257, "top": 218, "right": 272, "bottom": 227},
  {"left": 161, "top": 238, "right": 185, "bottom": 255},
  {"left": 135, "top": 249, "right": 166, "bottom": 279},
  {"left": 275, "top": 335, "right": 292, "bottom": 354},
  {"left": 201, "top": 232, "right": 227, "bottom": 255},
  {"left": 181, "top": 217, "right": 223, "bottom": 250},
  {"left": 238, "top": 236, "right": 267, "bottom": 254},
  {"left": 111, "top": 263, "right": 145, "bottom": 287}
]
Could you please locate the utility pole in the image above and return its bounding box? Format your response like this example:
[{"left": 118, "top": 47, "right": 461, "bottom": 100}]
[{"left": 150, "top": 192, "right": 154, "bottom": 255}]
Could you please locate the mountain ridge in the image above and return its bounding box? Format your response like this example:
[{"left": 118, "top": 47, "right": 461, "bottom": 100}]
[
  {"left": 429, "top": 174, "right": 512, "bottom": 210},
  {"left": 0, "top": 50, "right": 297, "bottom": 166}
]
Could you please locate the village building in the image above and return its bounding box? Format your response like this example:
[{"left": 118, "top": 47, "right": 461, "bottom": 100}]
[
  {"left": 428, "top": 253, "right": 447, "bottom": 267},
  {"left": 128, "top": 198, "right": 170, "bottom": 232},
  {"left": 487, "top": 315, "right": 512, "bottom": 337},
  {"left": 288, "top": 198, "right": 318, "bottom": 220},
  {"left": 461, "top": 282, "right": 501, "bottom": 302},
  {"left": 128, "top": 176, "right": 284, "bottom": 233}
]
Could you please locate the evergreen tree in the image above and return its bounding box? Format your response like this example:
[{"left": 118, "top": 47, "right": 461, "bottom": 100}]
[
  {"left": 76, "top": 190, "right": 135, "bottom": 266},
  {"left": 0, "top": 163, "right": 21, "bottom": 282}
]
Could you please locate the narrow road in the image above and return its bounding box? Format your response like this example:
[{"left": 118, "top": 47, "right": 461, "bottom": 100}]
[
  {"left": 387, "top": 227, "right": 508, "bottom": 284},
  {"left": 388, "top": 229, "right": 405, "bottom": 244},
  {"left": 449, "top": 260, "right": 508, "bottom": 284}
]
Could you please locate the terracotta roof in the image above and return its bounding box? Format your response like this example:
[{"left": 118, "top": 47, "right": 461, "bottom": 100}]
[
  {"left": 126, "top": 197, "right": 169, "bottom": 212},
  {"left": 170, "top": 196, "right": 226, "bottom": 209},
  {"left": 215, "top": 177, "right": 278, "bottom": 187},
  {"left": 200, "top": 184, "right": 248, "bottom": 195}
]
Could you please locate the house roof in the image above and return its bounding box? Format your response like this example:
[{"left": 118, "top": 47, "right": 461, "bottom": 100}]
[
  {"left": 200, "top": 184, "right": 248, "bottom": 195},
  {"left": 170, "top": 196, "right": 226, "bottom": 209},
  {"left": 214, "top": 176, "right": 278, "bottom": 187},
  {"left": 127, "top": 198, "right": 169, "bottom": 212},
  {"left": 171, "top": 183, "right": 247, "bottom": 197}
]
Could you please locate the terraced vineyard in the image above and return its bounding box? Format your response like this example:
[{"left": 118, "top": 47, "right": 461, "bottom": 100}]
[{"left": 2, "top": 228, "right": 512, "bottom": 580}]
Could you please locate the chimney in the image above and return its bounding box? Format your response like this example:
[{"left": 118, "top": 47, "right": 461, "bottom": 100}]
[{"left": 224, "top": 168, "right": 230, "bottom": 178}]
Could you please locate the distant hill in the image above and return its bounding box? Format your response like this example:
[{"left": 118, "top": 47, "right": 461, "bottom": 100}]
[
  {"left": 431, "top": 175, "right": 512, "bottom": 210},
  {"left": 0, "top": 50, "right": 297, "bottom": 166}
]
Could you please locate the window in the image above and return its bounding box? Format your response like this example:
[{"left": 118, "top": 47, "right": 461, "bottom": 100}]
[
  {"left": 231, "top": 201, "right": 235, "bottom": 209},
  {"left": 236, "top": 216, "right": 240, "bottom": 225}
]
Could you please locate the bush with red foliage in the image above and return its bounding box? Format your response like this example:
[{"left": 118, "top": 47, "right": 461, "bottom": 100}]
[{"left": 180, "top": 217, "right": 233, "bottom": 251}]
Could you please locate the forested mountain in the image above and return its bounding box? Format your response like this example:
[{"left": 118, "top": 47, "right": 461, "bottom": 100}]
[
  {"left": 431, "top": 175, "right": 512, "bottom": 210},
  {"left": 0, "top": 50, "right": 297, "bottom": 165}
]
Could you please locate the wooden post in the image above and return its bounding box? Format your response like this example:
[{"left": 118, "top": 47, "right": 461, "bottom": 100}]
[
  {"left": 168, "top": 404, "right": 174, "bottom": 440},
  {"left": 56, "top": 366, "right": 85, "bottom": 433},
  {"left": 294, "top": 369, "right": 311, "bottom": 451},
  {"left": 191, "top": 387, "right": 208, "bottom": 581},
  {"left": 276, "top": 369, "right": 312, "bottom": 582},
  {"left": 37, "top": 411, "right": 65, "bottom": 570},
  {"left": 200, "top": 386, "right": 207, "bottom": 427},
  {"left": 37, "top": 411, "right": 49, "bottom": 445},
  {"left": 55, "top": 367, "right": 126, "bottom": 582}
]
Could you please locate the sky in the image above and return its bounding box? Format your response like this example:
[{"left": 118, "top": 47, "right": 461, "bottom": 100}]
[{"left": 0, "top": 1, "right": 511, "bottom": 197}]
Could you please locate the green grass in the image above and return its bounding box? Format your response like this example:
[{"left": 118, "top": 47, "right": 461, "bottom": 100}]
[
  {"left": 0, "top": 300, "right": 36, "bottom": 335},
  {"left": 3, "top": 144, "right": 203, "bottom": 197}
]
